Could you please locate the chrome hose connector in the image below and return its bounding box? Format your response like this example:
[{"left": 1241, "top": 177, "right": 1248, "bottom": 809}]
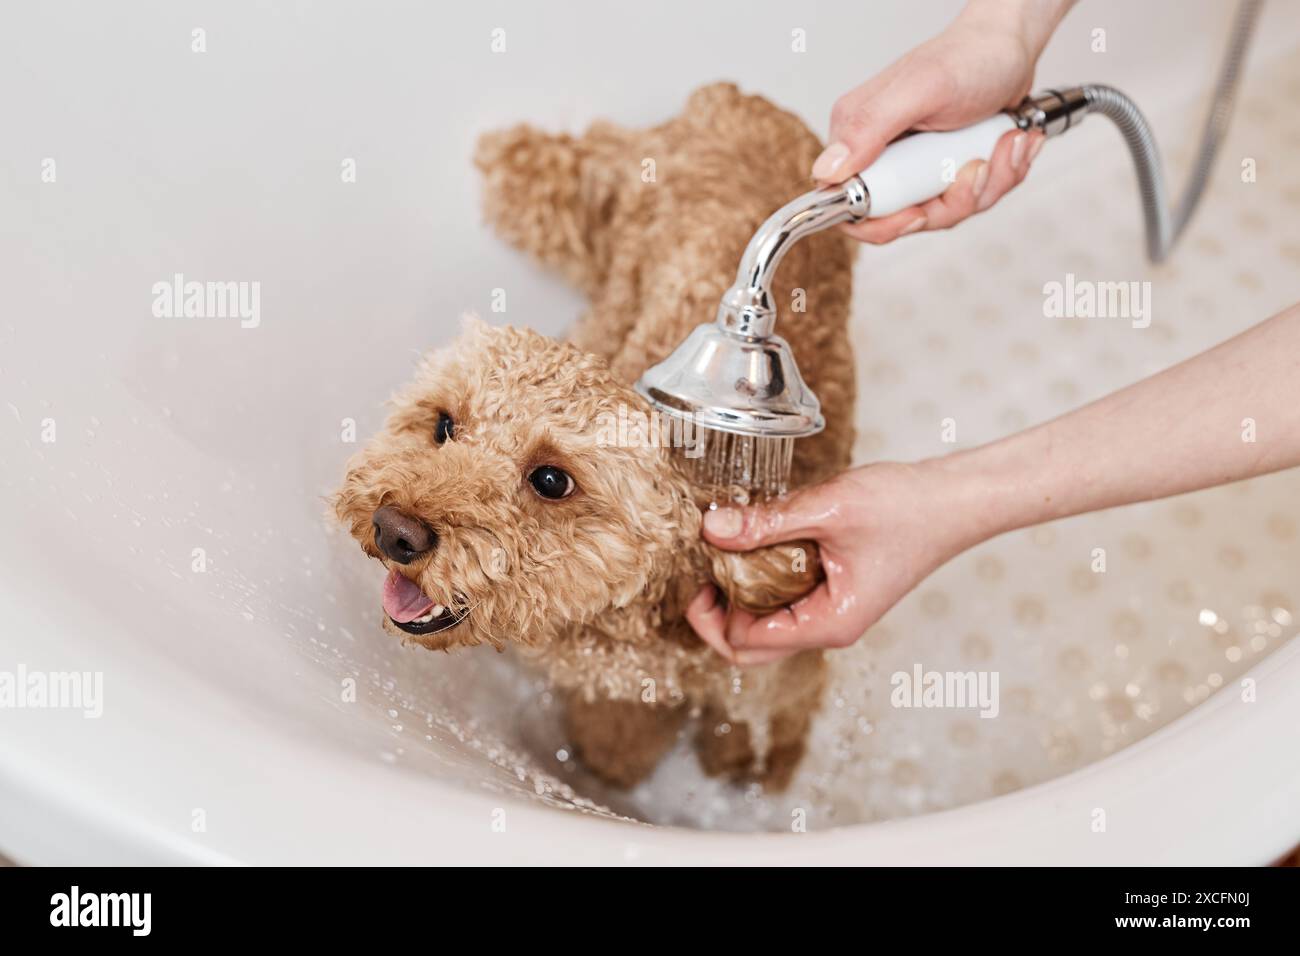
[{"left": 1012, "top": 87, "right": 1090, "bottom": 137}]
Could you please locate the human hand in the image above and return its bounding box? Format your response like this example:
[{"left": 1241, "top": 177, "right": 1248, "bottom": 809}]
[
  {"left": 813, "top": 0, "right": 1075, "bottom": 243},
  {"left": 686, "top": 460, "right": 993, "bottom": 664}
]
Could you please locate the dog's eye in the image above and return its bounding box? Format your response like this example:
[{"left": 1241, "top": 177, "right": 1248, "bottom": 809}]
[
  {"left": 434, "top": 412, "right": 455, "bottom": 444},
  {"left": 528, "top": 466, "right": 574, "bottom": 500}
]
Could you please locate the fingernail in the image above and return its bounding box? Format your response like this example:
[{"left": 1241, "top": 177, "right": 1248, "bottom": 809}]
[
  {"left": 971, "top": 160, "right": 990, "bottom": 200},
  {"left": 898, "top": 214, "right": 926, "bottom": 236},
  {"left": 704, "top": 507, "right": 742, "bottom": 538},
  {"left": 1010, "top": 132, "right": 1028, "bottom": 169},
  {"left": 811, "top": 142, "right": 849, "bottom": 181},
  {"left": 1028, "top": 135, "right": 1045, "bottom": 163}
]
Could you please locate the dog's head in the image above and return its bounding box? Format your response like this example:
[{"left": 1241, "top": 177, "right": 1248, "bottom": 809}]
[{"left": 334, "top": 318, "right": 703, "bottom": 651}]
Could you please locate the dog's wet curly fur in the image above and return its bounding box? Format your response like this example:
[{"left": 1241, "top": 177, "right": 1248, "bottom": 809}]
[{"left": 335, "top": 83, "right": 855, "bottom": 791}]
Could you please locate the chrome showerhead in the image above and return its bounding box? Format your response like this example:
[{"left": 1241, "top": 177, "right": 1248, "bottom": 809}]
[
  {"left": 635, "top": 322, "right": 823, "bottom": 501},
  {"left": 635, "top": 321, "right": 824, "bottom": 439},
  {"left": 635, "top": 176, "right": 869, "bottom": 500}
]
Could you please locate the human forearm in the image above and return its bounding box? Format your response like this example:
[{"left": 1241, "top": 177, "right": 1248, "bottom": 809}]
[{"left": 947, "top": 301, "right": 1300, "bottom": 541}]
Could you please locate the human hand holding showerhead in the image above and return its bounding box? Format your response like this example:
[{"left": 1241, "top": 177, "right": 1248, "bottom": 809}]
[{"left": 814, "top": 0, "right": 1078, "bottom": 244}]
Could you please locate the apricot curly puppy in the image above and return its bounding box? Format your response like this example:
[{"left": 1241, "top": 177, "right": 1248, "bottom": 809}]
[{"left": 335, "top": 83, "right": 855, "bottom": 791}]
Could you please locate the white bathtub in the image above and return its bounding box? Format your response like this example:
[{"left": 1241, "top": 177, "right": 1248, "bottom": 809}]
[{"left": 3, "top": 0, "right": 1299, "bottom": 864}]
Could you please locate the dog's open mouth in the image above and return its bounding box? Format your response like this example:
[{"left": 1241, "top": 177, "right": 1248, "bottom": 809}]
[{"left": 381, "top": 567, "right": 468, "bottom": 635}]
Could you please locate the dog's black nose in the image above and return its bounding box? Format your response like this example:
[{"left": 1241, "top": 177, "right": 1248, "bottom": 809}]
[{"left": 372, "top": 505, "right": 437, "bottom": 564}]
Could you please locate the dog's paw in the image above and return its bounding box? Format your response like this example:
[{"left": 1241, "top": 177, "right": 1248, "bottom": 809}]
[{"left": 708, "top": 539, "right": 823, "bottom": 615}]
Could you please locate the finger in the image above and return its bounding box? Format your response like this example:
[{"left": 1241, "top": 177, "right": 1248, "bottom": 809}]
[
  {"left": 725, "top": 603, "right": 759, "bottom": 648},
  {"left": 685, "top": 588, "right": 793, "bottom": 665},
  {"left": 684, "top": 584, "right": 736, "bottom": 662},
  {"left": 701, "top": 484, "right": 836, "bottom": 552},
  {"left": 726, "top": 606, "right": 794, "bottom": 664},
  {"left": 1012, "top": 130, "right": 1047, "bottom": 190},
  {"left": 918, "top": 129, "right": 1039, "bottom": 230},
  {"left": 838, "top": 208, "right": 928, "bottom": 245},
  {"left": 970, "top": 129, "right": 1030, "bottom": 214},
  {"left": 816, "top": 68, "right": 949, "bottom": 183},
  {"left": 730, "top": 583, "right": 871, "bottom": 652},
  {"left": 909, "top": 157, "right": 991, "bottom": 231}
]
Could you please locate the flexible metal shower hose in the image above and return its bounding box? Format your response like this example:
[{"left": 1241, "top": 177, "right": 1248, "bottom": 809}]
[{"left": 1080, "top": 0, "right": 1263, "bottom": 262}]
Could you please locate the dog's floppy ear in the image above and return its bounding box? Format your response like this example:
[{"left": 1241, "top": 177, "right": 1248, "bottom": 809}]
[{"left": 706, "top": 540, "right": 823, "bottom": 616}]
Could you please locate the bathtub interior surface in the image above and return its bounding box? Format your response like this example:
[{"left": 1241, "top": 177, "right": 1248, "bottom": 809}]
[{"left": 3, "top": 0, "right": 1300, "bottom": 861}]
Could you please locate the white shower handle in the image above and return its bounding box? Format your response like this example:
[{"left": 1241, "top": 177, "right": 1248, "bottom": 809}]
[{"left": 857, "top": 113, "right": 1019, "bottom": 218}]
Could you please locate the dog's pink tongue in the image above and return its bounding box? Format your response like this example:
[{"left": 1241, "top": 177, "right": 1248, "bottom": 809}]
[{"left": 382, "top": 568, "right": 435, "bottom": 623}]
